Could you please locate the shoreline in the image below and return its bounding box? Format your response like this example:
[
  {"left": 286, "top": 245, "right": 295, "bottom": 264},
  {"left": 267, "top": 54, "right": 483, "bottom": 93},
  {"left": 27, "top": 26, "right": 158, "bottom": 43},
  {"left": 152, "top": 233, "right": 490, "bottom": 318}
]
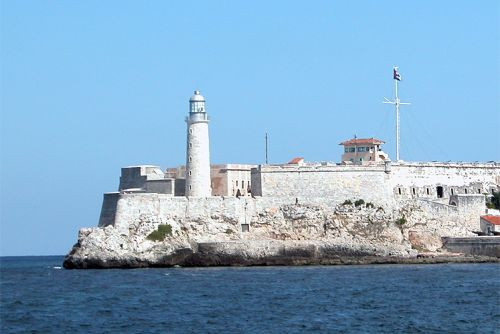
[{"left": 62, "top": 253, "right": 499, "bottom": 269}]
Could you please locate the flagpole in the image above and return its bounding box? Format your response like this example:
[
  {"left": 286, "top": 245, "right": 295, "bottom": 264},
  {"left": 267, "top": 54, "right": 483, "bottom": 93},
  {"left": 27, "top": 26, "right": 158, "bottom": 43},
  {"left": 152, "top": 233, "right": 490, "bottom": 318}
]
[
  {"left": 383, "top": 66, "right": 410, "bottom": 163},
  {"left": 395, "top": 76, "right": 400, "bottom": 161}
]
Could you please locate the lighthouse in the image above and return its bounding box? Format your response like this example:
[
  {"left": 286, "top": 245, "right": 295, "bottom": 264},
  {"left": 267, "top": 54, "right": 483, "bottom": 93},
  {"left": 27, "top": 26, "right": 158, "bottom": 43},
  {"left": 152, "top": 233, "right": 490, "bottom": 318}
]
[{"left": 185, "top": 90, "right": 211, "bottom": 197}]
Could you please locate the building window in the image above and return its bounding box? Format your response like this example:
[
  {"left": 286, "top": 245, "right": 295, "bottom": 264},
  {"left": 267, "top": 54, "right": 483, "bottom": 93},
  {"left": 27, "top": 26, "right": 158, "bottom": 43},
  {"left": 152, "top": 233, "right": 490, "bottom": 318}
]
[
  {"left": 344, "top": 148, "right": 349, "bottom": 153},
  {"left": 189, "top": 171, "right": 192, "bottom": 176},
  {"left": 349, "top": 147, "right": 355, "bottom": 153},
  {"left": 189, "top": 185, "right": 192, "bottom": 190},
  {"left": 426, "top": 188, "right": 430, "bottom": 195},
  {"left": 398, "top": 188, "right": 402, "bottom": 195},
  {"left": 236, "top": 180, "right": 238, "bottom": 187},
  {"left": 451, "top": 189, "right": 454, "bottom": 195},
  {"left": 189, "top": 129, "right": 193, "bottom": 134},
  {"left": 464, "top": 189, "right": 468, "bottom": 194},
  {"left": 477, "top": 189, "right": 481, "bottom": 194},
  {"left": 412, "top": 188, "right": 416, "bottom": 195},
  {"left": 189, "top": 156, "right": 192, "bottom": 162},
  {"left": 189, "top": 142, "right": 192, "bottom": 148},
  {"left": 357, "top": 147, "right": 364, "bottom": 152},
  {"left": 242, "top": 181, "right": 245, "bottom": 188},
  {"left": 241, "top": 224, "right": 249, "bottom": 232}
]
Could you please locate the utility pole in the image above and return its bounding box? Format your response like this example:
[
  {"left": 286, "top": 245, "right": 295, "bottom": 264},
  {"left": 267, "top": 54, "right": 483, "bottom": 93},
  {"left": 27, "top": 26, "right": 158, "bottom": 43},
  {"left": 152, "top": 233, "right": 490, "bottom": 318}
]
[
  {"left": 265, "top": 132, "right": 268, "bottom": 164},
  {"left": 383, "top": 66, "right": 410, "bottom": 161}
]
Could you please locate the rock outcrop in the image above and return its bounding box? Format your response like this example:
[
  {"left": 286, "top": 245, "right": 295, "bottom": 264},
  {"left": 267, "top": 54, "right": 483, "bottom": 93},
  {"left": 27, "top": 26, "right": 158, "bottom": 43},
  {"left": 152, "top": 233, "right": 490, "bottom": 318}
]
[{"left": 63, "top": 197, "right": 481, "bottom": 269}]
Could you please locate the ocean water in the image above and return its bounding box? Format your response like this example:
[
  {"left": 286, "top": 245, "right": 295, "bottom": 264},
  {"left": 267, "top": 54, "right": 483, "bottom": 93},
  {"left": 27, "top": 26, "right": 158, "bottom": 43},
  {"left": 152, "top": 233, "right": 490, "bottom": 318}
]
[{"left": 1, "top": 256, "right": 499, "bottom": 333}]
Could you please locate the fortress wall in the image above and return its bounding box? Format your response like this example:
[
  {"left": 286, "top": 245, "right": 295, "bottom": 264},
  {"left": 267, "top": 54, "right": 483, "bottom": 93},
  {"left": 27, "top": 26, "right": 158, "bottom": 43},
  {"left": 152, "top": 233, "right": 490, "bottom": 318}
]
[
  {"left": 98, "top": 192, "right": 120, "bottom": 227},
  {"left": 108, "top": 194, "right": 391, "bottom": 231},
  {"left": 254, "top": 165, "right": 394, "bottom": 205},
  {"left": 251, "top": 163, "right": 499, "bottom": 203},
  {"left": 98, "top": 192, "right": 485, "bottom": 239},
  {"left": 389, "top": 163, "right": 500, "bottom": 199}
]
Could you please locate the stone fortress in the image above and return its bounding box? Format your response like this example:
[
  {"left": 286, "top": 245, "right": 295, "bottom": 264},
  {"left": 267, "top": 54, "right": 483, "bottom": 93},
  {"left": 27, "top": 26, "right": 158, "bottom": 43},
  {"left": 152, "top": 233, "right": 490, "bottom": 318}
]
[
  {"left": 65, "top": 90, "right": 500, "bottom": 268},
  {"left": 102, "top": 90, "right": 499, "bottom": 225}
]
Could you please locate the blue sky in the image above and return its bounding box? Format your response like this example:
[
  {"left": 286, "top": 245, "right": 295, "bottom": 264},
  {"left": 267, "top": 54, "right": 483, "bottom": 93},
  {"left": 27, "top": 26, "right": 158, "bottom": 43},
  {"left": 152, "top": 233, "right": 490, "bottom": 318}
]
[{"left": 1, "top": 1, "right": 499, "bottom": 256}]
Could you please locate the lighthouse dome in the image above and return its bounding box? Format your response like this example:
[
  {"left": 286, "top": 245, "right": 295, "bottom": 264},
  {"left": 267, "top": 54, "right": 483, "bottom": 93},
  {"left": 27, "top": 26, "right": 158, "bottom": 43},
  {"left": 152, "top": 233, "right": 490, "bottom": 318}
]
[{"left": 189, "top": 90, "right": 205, "bottom": 102}]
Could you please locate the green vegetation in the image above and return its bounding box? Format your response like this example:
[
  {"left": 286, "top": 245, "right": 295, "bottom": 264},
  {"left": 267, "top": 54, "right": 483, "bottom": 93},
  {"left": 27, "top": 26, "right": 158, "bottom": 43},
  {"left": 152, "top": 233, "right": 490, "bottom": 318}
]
[
  {"left": 365, "top": 202, "right": 374, "bottom": 209},
  {"left": 395, "top": 216, "right": 407, "bottom": 226},
  {"left": 342, "top": 199, "right": 352, "bottom": 206},
  {"left": 487, "top": 191, "right": 500, "bottom": 210},
  {"left": 225, "top": 228, "right": 234, "bottom": 234},
  {"left": 354, "top": 199, "right": 365, "bottom": 207},
  {"left": 146, "top": 224, "right": 172, "bottom": 242}
]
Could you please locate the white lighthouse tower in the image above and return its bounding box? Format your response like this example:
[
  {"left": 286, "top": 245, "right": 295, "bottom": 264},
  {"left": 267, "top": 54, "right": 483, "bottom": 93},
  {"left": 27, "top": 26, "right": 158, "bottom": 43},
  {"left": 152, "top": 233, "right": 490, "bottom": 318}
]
[{"left": 185, "top": 90, "right": 211, "bottom": 197}]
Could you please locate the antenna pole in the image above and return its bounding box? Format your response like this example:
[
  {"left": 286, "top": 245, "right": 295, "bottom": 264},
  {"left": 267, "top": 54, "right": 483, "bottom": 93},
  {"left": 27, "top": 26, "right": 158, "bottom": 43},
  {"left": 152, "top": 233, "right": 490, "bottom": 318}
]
[
  {"left": 395, "top": 78, "right": 400, "bottom": 161},
  {"left": 265, "top": 132, "right": 268, "bottom": 164}
]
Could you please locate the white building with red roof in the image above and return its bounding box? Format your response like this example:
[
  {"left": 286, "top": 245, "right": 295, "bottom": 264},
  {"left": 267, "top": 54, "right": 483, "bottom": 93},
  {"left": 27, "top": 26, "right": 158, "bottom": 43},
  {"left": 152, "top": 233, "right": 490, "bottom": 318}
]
[
  {"left": 339, "top": 137, "right": 389, "bottom": 165},
  {"left": 480, "top": 215, "right": 500, "bottom": 235}
]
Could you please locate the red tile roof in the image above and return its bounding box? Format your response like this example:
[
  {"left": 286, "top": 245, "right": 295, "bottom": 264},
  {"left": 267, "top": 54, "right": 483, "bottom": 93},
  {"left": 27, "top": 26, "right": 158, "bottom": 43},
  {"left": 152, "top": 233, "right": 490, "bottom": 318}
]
[
  {"left": 339, "top": 138, "right": 385, "bottom": 146},
  {"left": 288, "top": 157, "right": 304, "bottom": 164},
  {"left": 481, "top": 215, "right": 500, "bottom": 225}
]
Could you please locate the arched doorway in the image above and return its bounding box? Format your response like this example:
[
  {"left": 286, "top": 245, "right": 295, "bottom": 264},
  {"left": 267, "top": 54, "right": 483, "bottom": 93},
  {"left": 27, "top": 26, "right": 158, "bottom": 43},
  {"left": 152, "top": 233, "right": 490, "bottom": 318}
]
[{"left": 436, "top": 186, "right": 444, "bottom": 198}]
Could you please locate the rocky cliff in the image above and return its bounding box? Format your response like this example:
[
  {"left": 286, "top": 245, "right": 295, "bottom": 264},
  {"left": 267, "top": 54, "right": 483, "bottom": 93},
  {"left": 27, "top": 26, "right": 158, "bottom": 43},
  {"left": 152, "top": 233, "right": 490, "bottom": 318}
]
[{"left": 63, "top": 195, "right": 483, "bottom": 268}]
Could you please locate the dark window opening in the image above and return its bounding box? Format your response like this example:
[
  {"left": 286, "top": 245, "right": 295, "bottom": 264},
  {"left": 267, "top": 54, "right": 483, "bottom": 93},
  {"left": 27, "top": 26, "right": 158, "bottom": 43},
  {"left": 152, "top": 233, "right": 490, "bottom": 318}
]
[
  {"left": 465, "top": 189, "right": 468, "bottom": 194},
  {"left": 477, "top": 189, "right": 481, "bottom": 194},
  {"left": 451, "top": 188, "right": 454, "bottom": 195},
  {"left": 437, "top": 186, "right": 444, "bottom": 198},
  {"left": 241, "top": 224, "right": 249, "bottom": 232},
  {"left": 412, "top": 188, "right": 416, "bottom": 195},
  {"left": 426, "top": 188, "right": 430, "bottom": 195},
  {"left": 398, "top": 188, "right": 402, "bottom": 195}
]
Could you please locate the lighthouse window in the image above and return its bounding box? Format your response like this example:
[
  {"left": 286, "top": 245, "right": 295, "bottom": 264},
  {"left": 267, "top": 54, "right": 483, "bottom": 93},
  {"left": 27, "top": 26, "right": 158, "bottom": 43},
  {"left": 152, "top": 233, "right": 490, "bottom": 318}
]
[
  {"left": 242, "top": 181, "right": 245, "bottom": 188},
  {"left": 189, "top": 156, "right": 192, "bottom": 162},
  {"left": 412, "top": 188, "right": 416, "bottom": 195},
  {"left": 236, "top": 181, "right": 238, "bottom": 187},
  {"left": 426, "top": 188, "right": 430, "bottom": 195},
  {"left": 345, "top": 148, "right": 349, "bottom": 153},
  {"left": 349, "top": 147, "right": 355, "bottom": 153},
  {"left": 189, "top": 129, "right": 193, "bottom": 134},
  {"left": 465, "top": 189, "right": 468, "bottom": 194},
  {"left": 189, "top": 142, "right": 192, "bottom": 148},
  {"left": 451, "top": 189, "right": 454, "bottom": 195},
  {"left": 398, "top": 188, "right": 402, "bottom": 195}
]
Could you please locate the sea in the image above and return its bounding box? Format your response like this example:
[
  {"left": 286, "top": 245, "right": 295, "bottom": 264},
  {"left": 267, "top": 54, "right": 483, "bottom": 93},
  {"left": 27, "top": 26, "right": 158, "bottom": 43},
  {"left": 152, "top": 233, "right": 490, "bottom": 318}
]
[{"left": 0, "top": 256, "right": 499, "bottom": 333}]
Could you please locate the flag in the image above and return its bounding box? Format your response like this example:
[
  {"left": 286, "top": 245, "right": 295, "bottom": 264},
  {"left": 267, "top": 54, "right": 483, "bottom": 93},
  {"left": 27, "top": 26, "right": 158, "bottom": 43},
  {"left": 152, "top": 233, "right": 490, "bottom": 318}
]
[{"left": 393, "top": 67, "right": 402, "bottom": 81}]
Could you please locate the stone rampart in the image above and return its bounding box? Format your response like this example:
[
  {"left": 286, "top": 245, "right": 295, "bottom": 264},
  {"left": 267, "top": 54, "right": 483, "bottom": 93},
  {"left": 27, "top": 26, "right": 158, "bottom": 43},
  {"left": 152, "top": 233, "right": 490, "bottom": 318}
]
[
  {"left": 251, "top": 162, "right": 500, "bottom": 202},
  {"left": 251, "top": 165, "right": 394, "bottom": 205}
]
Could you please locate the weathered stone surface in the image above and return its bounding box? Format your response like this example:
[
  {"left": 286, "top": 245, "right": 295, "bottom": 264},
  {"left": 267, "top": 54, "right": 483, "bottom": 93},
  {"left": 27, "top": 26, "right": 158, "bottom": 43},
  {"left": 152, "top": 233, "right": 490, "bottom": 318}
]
[{"left": 64, "top": 198, "right": 495, "bottom": 269}]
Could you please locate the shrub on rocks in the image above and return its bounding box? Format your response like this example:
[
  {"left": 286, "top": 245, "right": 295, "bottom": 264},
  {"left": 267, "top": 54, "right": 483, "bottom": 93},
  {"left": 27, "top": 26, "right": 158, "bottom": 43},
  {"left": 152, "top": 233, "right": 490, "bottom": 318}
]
[
  {"left": 146, "top": 224, "right": 172, "bottom": 242},
  {"left": 396, "top": 216, "right": 407, "bottom": 226},
  {"left": 354, "top": 199, "right": 365, "bottom": 207}
]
